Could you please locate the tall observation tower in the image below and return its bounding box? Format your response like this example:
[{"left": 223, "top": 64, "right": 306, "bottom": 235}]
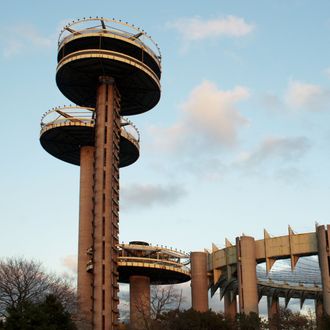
[{"left": 40, "top": 18, "right": 161, "bottom": 330}]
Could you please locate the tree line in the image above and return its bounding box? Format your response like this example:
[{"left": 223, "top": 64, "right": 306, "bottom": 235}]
[{"left": 1, "top": 257, "right": 330, "bottom": 329}]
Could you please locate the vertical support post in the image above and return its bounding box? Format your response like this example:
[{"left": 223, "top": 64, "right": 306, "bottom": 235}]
[
  {"left": 78, "top": 146, "right": 95, "bottom": 328},
  {"left": 93, "top": 77, "right": 120, "bottom": 330},
  {"left": 224, "top": 292, "right": 237, "bottom": 320},
  {"left": 317, "top": 225, "right": 330, "bottom": 316},
  {"left": 267, "top": 296, "right": 279, "bottom": 330},
  {"left": 315, "top": 298, "right": 323, "bottom": 328},
  {"left": 130, "top": 275, "right": 150, "bottom": 330},
  {"left": 236, "top": 236, "right": 259, "bottom": 315},
  {"left": 191, "top": 251, "right": 209, "bottom": 312}
]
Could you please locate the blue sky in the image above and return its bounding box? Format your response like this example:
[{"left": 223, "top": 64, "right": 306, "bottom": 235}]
[{"left": 1, "top": 0, "right": 330, "bottom": 313}]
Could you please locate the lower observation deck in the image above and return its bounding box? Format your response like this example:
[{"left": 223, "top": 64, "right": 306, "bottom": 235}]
[
  {"left": 116, "top": 242, "right": 191, "bottom": 284},
  {"left": 40, "top": 106, "right": 139, "bottom": 167}
]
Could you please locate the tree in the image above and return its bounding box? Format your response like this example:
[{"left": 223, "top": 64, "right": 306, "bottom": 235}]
[
  {"left": 0, "top": 257, "right": 76, "bottom": 318},
  {"left": 4, "top": 294, "right": 77, "bottom": 330},
  {"left": 125, "top": 285, "right": 185, "bottom": 329},
  {"left": 153, "top": 309, "right": 232, "bottom": 330},
  {"left": 150, "top": 285, "right": 184, "bottom": 320},
  {"left": 236, "top": 312, "right": 265, "bottom": 330},
  {"left": 270, "top": 307, "right": 311, "bottom": 330}
]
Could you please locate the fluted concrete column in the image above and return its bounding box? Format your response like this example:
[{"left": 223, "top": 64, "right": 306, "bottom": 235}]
[
  {"left": 224, "top": 292, "right": 237, "bottom": 319},
  {"left": 78, "top": 146, "right": 94, "bottom": 328},
  {"left": 236, "top": 236, "right": 258, "bottom": 315},
  {"left": 191, "top": 251, "right": 209, "bottom": 312},
  {"left": 317, "top": 225, "right": 330, "bottom": 316},
  {"left": 267, "top": 296, "right": 279, "bottom": 330},
  {"left": 130, "top": 275, "right": 150, "bottom": 330}
]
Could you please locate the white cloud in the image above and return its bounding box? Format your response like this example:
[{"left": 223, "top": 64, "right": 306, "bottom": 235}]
[
  {"left": 151, "top": 81, "right": 250, "bottom": 154},
  {"left": 61, "top": 255, "right": 77, "bottom": 274},
  {"left": 261, "top": 92, "right": 282, "bottom": 111},
  {"left": 168, "top": 16, "right": 255, "bottom": 41},
  {"left": 285, "top": 80, "right": 330, "bottom": 111},
  {"left": 121, "top": 183, "right": 186, "bottom": 210},
  {"left": 0, "top": 23, "right": 55, "bottom": 58},
  {"left": 238, "top": 136, "right": 310, "bottom": 167}
]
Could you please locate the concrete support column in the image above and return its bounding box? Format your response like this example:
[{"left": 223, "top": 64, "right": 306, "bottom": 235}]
[
  {"left": 236, "top": 236, "right": 259, "bottom": 315},
  {"left": 191, "top": 251, "right": 209, "bottom": 312},
  {"left": 92, "top": 77, "right": 121, "bottom": 330},
  {"left": 317, "top": 225, "right": 330, "bottom": 316},
  {"left": 78, "top": 146, "right": 95, "bottom": 328},
  {"left": 315, "top": 298, "right": 323, "bottom": 328},
  {"left": 130, "top": 275, "right": 150, "bottom": 330},
  {"left": 224, "top": 292, "right": 237, "bottom": 320},
  {"left": 267, "top": 296, "right": 279, "bottom": 330}
]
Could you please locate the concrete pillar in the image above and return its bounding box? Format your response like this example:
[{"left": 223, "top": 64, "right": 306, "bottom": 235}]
[
  {"left": 224, "top": 292, "right": 237, "bottom": 320},
  {"left": 236, "top": 236, "right": 259, "bottom": 315},
  {"left": 130, "top": 275, "right": 150, "bottom": 330},
  {"left": 191, "top": 251, "right": 209, "bottom": 312},
  {"left": 317, "top": 225, "right": 330, "bottom": 316},
  {"left": 77, "top": 146, "right": 94, "bottom": 328},
  {"left": 92, "top": 77, "right": 120, "bottom": 329},
  {"left": 315, "top": 298, "right": 323, "bottom": 328},
  {"left": 267, "top": 296, "right": 279, "bottom": 330}
]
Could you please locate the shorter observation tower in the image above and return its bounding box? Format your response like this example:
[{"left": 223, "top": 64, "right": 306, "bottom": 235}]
[
  {"left": 116, "top": 241, "right": 190, "bottom": 329},
  {"left": 39, "top": 105, "right": 140, "bottom": 328}
]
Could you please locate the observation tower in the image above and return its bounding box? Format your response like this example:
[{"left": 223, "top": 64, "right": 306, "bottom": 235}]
[
  {"left": 117, "top": 241, "right": 190, "bottom": 329},
  {"left": 40, "top": 17, "right": 161, "bottom": 330}
]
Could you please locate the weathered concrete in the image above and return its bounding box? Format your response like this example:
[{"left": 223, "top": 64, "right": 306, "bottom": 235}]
[
  {"left": 77, "top": 146, "right": 94, "bottom": 327},
  {"left": 130, "top": 275, "right": 150, "bottom": 330},
  {"left": 191, "top": 251, "right": 209, "bottom": 312},
  {"left": 237, "top": 236, "right": 259, "bottom": 315},
  {"left": 315, "top": 298, "right": 323, "bottom": 328},
  {"left": 92, "top": 78, "right": 120, "bottom": 329},
  {"left": 224, "top": 292, "right": 237, "bottom": 320},
  {"left": 317, "top": 225, "right": 330, "bottom": 316},
  {"left": 267, "top": 296, "right": 279, "bottom": 330}
]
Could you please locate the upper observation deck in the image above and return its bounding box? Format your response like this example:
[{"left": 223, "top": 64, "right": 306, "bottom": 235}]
[
  {"left": 116, "top": 241, "right": 191, "bottom": 284},
  {"left": 40, "top": 106, "right": 139, "bottom": 167},
  {"left": 56, "top": 17, "right": 161, "bottom": 115}
]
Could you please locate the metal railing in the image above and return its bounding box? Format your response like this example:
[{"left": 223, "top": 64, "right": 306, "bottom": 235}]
[
  {"left": 40, "top": 106, "right": 140, "bottom": 143},
  {"left": 58, "top": 17, "right": 161, "bottom": 68},
  {"left": 118, "top": 256, "right": 190, "bottom": 274}
]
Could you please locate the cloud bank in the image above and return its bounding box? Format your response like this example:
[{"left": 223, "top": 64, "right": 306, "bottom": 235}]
[
  {"left": 168, "top": 16, "right": 255, "bottom": 41},
  {"left": 285, "top": 80, "right": 330, "bottom": 111},
  {"left": 151, "top": 81, "right": 250, "bottom": 155},
  {"left": 121, "top": 183, "right": 186, "bottom": 210},
  {"left": 238, "top": 136, "right": 310, "bottom": 167},
  {"left": 61, "top": 255, "right": 77, "bottom": 274},
  {"left": 0, "top": 23, "right": 55, "bottom": 58}
]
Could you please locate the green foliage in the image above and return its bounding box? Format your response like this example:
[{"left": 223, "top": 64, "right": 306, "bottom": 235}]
[
  {"left": 269, "top": 307, "right": 312, "bottom": 330},
  {"left": 131, "top": 308, "right": 233, "bottom": 330},
  {"left": 159, "top": 309, "right": 232, "bottom": 330},
  {"left": 236, "top": 312, "right": 264, "bottom": 330},
  {"left": 4, "top": 294, "right": 77, "bottom": 330},
  {"left": 0, "top": 257, "right": 76, "bottom": 319},
  {"left": 318, "top": 314, "right": 330, "bottom": 330}
]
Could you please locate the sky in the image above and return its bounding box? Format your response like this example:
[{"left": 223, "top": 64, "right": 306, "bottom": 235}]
[{"left": 1, "top": 0, "right": 330, "bottom": 315}]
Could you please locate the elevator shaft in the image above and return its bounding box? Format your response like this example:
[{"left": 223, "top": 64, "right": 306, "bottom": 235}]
[{"left": 92, "top": 77, "right": 121, "bottom": 329}]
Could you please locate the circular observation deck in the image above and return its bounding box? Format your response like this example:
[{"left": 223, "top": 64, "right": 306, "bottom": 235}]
[
  {"left": 40, "top": 106, "right": 139, "bottom": 167},
  {"left": 116, "top": 242, "right": 191, "bottom": 284},
  {"left": 56, "top": 17, "right": 161, "bottom": 115}
]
